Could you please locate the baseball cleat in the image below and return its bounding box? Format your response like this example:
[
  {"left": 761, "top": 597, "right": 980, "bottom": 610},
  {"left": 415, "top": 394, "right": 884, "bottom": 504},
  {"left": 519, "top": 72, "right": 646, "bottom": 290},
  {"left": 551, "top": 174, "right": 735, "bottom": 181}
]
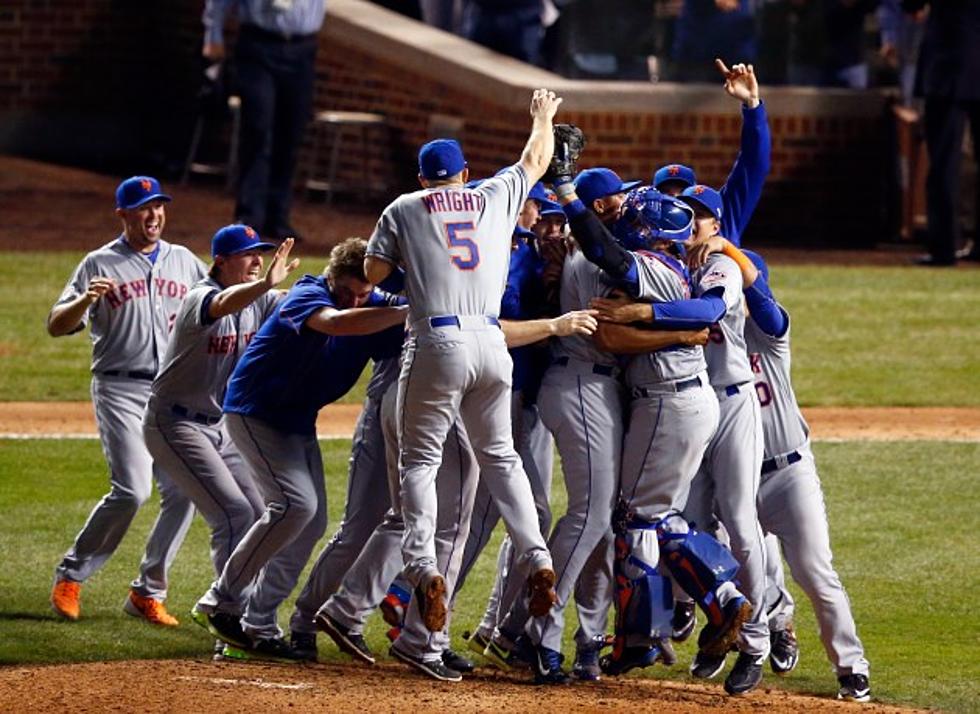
[
  {"left": 533, "top": 645, "right": 571, "bottom": 685},
  {"left": 50, "top": 578, "right": 81, "bottom": 621},
  {"left": 191, "top": 606, "right": 250, "bottom": 649},
  {"left": 124, "top": 590, "right": 179, "bottom": 627},
  {"left": 416, "top": 574, "right": 448, "bottom": 632},
  {"left": 689, "top": 650, "right": 727, "bottom": 679},
  {"left": 390, "top": 645, "right": 462, "bottom": 682},
  {"left": 481, "top": 637, "right": 514, "bottom": 671},
  {"left": 379, "top": 583, "right": 410, "bottom": 628},
  {"left": 600, "top": 640, "right": 675, "bottom": 677},
  {"left": 769, "top": 626, "right": 799, "bottom": 675},
  {"left": 837, "top": 673, "right": 872, "bottom": 703},
  {"left": 700, "top": 596, "right": 752, "bottom": 657},
  {"left": 221, "top": 636, "right": 307, "bottom": 664},
  {"left": 464, "top": 630, "right": 492, "bottom": 659},
  {"left": 315, "top": 611, "right": 376, "bottom": 665},
  {"left": 724, "top": 651, "right": 765, "bottom": 695},
  {"left": 290, "top": 631, "right": 318, "bottom": 663},
  {"left": 442, "top": 649, "right": 475, "bottom": 673},
  {"left": 212, "top": 639, "right": 228, "bottom": 662},
  {"left": 671, "top": 601, "right": 697, "bottom": 642},
  {"left": 385, "top": 626, "right": 401, "bottom": 643},
  {"left": 526, "top": 568, "right": 558, "bottom": 617},
  {"left": 572, "top": 646, "right": 602, "bottom": 681}
]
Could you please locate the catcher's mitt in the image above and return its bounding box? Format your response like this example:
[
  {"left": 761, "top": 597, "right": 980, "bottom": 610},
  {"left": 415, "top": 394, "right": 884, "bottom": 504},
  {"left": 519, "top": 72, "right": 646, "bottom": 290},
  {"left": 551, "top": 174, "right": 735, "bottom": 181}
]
[{"left": 544, "top": 123, "right": 585, "bottom": 185}]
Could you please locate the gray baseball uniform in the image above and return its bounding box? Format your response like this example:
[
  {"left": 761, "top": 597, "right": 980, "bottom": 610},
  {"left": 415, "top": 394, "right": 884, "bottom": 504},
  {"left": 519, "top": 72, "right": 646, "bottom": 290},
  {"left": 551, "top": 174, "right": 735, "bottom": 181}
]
[
  {"left": 366, "top": 164, "right": 552, "bottom": 588},
  {"left": 53, "top": 237, "right": 207, "bottom": 599},
  {"left": 143, "top": 278, "right": 278, "bottom": 584},
  {"left": 745, "top": 316, "right": 870, "bottom": 677},
  {"left": 289, "top": 356, "right": 400, "bottom": 635}
]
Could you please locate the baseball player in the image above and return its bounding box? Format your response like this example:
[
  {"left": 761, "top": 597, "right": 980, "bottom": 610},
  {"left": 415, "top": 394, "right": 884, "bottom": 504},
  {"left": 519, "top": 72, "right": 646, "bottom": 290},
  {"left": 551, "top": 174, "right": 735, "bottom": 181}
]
[
  {"left": 143, "top": 226, "right": 296, "bottom": 656},
  {"left": 317, "top": 310, "right": 598, "bottom": 682},
  {"left": 363, "top": 89, "right": 564, "bottom": 663},
  {"left": 192, "top": 237, "right": 407, "bottom": 662},
  {"left": 685, "top": 238, "right": 873, "bottom": 702},
  {"left": 555, "top": 182, "right": 754, "bottom": 683},
  {"left": 652, "top": 59, "right": 770, "bottom": 248},
  {"left": 48, "top": 176, "right": 207, "bottom": 626}
]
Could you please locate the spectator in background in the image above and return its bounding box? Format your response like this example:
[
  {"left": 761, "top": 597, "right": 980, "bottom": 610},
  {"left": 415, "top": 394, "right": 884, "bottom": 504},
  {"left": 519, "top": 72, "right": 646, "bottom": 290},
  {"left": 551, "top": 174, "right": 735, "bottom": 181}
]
[
  {"left": 786, "top": 0, "right": 879, "bottom": 89},
  {"left": 461, "top": 0, "right": 547, "bottom": 65},
  {"left": 906, "top": 0, "right": 980, "bottom": 265},
  {"left": 671, "top": 0, "right": 757, "bottom": 82},
  {"left": 202, "top": 0, "right": 328, "bottom": 243},
  {"left": 419, "top": 0, "right": 461, "bottom": 32},
  {"left": 878, "top": 0, "right": 925, "bottom": 105}
]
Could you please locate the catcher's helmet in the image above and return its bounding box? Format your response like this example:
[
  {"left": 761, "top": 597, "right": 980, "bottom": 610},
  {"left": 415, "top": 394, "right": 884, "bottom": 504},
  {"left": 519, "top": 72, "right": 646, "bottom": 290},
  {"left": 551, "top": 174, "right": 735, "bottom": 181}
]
[{"left": 612, "top": 186, "right": 695, "bottom": 251}]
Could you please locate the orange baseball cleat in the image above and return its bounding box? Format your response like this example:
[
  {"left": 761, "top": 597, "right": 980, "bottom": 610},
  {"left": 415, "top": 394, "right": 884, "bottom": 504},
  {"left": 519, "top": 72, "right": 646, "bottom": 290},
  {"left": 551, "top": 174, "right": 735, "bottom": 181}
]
[
  {"left": 51, "top": 578, "right": 82, "bottom": 620},
  {"left": 124, "top": 589, "right": 179, "bottom": 627}
]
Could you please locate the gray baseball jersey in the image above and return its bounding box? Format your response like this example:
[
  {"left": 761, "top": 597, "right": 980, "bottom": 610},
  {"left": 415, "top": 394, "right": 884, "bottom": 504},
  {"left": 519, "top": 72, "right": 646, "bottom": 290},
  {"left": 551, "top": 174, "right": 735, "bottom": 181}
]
[
  {"left": 54, "top": 237, "right": 208, "bottom": 373},
  {"left": 692, "top": 253, "right": 753, "bottom": 389},
  {"left": 367, "top": 164, "right": 529, "bottom": 323},
  {"left": 743, "top": 317, "right": 810, "bottom": 459},
  {"left": 626, "top": 250, "right": 706, "bottom": 387},
  {"left": 549, "top": 248, "right": 618, "bottom": 367},
  {"left": 151, "top": 278, "right": 280, "bottom": 417}
]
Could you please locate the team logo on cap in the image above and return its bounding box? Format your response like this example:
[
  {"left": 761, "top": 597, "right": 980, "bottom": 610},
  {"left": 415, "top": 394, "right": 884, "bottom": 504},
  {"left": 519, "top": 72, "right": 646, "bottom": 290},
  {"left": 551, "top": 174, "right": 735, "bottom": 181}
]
[
  {"left": 245, "top": 226, "right": 256, "bottom": 239},
  {"left": 140, "top": 178, "right": 152, "bottom": 192},
  {"left": 668, "top": 165, "right": 680, "bottom": 176},
  {"left": 693, "top": 185, "right": 706, "bottom": 195}
]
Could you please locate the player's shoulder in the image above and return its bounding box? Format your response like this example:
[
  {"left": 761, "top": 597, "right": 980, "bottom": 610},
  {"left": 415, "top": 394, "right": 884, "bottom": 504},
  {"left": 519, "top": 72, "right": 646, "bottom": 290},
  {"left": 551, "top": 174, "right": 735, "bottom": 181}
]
[{"left": 695, "top": 252, "right": 740, "bottom": 283}]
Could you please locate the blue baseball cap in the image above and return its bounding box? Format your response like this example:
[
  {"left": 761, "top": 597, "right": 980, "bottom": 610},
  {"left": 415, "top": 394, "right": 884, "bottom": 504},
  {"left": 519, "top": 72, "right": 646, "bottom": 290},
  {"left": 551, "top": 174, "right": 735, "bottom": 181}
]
[
  {"left": 679, "top": 184, "right": 723, "bottom": 220},
  {"left": 514, "top": 225, "right": 536, "bottom": 241},
  {"left": 116, "top": 176, "right": 171, "bottom": 210},
  {"left": 573, "top": 168, "right": 642, "bottom": 207},
  {"left": 527, "top": 182, "right": 563, "bottom": 215},
  {"left": 653, "top": 164, "right": 696, "bottom": 192},
  {"left": 419, "top": 139, "right": 466, "bottom": 180},
  {"left": 211, "top": 224, "right": 276, "bottom": 258}
]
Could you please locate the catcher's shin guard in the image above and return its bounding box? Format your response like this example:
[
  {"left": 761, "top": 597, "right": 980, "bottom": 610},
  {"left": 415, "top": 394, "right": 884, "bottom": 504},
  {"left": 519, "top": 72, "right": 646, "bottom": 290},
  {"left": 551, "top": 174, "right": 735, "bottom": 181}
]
[{"left": 656, "top": 512, "right": 740, "bottom": 628}]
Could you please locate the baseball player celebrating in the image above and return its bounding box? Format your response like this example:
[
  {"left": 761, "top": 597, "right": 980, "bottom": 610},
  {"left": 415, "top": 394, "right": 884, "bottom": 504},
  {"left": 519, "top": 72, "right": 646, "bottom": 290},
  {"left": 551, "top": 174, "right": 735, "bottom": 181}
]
[
  {"left": 686, "top": 238, "right": 873, "bottom": 702},
  {"left": 48, "top": 176, "right": 207, "bottom": 626},
  {"left": 192, "top": 238, "right": 407, "bottom": 662},
  {"left": 143, "top": 226, "right": 297, "bottom": 656},
  {"left": 363, "top": 89, "right": 564, "bottom": 659}
]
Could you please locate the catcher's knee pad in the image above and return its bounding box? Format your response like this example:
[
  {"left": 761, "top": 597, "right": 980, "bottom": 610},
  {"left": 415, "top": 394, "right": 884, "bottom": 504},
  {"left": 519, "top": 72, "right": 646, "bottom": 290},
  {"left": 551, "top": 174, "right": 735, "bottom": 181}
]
[
  {"left": 612, "top": 522, "right": 674, "bottom": 641},
  {"left": 656, "top": 512, "right": 740, "bottom": 613}
]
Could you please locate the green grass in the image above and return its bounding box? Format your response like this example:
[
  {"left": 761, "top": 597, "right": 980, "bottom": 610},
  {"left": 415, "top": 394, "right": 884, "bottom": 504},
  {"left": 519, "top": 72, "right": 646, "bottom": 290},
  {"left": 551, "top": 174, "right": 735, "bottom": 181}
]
[
  {"left": 1, "top": 438, "right": 977, "bottom": 711},
  {"left": 1, "top": 252, "right": 979, "bottom": 406}
]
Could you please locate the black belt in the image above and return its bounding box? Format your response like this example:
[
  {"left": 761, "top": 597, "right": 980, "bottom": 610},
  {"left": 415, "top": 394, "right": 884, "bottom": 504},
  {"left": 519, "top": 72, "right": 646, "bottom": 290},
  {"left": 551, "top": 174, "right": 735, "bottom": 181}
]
[
  {"left": 241, "top": 23, "right": 318, "bottom": 44},
  {"left": 724, "top": 381, "right": 749, "bottom": 397},
  {"left": 554, "top": 356, "right": 615, "bottom": 377},
  {"left": 761, "top": 450, "right": 802, "bottom": 475},
  {"left": 633, "top": 375, "right": 701, "bottom": 398},
  {"left": 98, "top": 370, "right": 155, "bottom": 381},
  {"left": 428, "top": 315, "right": 500, "bottom": 328},
  {"left": 171, "top": 404, "right": 222, "bottom": 426}
]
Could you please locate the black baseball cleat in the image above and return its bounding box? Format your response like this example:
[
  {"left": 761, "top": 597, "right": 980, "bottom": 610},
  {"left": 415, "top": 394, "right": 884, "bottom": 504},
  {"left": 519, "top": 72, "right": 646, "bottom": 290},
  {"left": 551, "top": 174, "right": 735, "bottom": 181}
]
[
  {"left": 837, "top": 673, "right": 872, "bottom": 703},
  {"left": 416, "top": 574, "right": 448, "bottom": 632},
  {"left": 690, "top": 650, "right": 727, "bottom": 679},
  {"left": 572, "top": 645, "right": 602, "bottom": 681},
  {"left": 390, "top": 644, "right": 462, "bottom": 682},
  {"left": 724, "top": 651, "right": 765, "bottom": 695},
  {"left": 533, "top": 645, "right": 571, "bottom": 685},
  {"left": 191, "top": 606, "right": 250, "bottom": 649},
  {"left": 290, "top": 630, "right": 318, "bottom": 663},
  {"left": 769, "top": 626, "right": 799, "bottom": 675},
  {"left": 671, "top": 601, "right": 697, "bottom": 642},
  {"left": 315, "top": 611, "right": 376, "bottom": 665},
  {"left": 600, "top": 640, "right": 675, "bottom": 677},
  {"left": 442, "top": 649, "right": 475, "bottom": 673},
  {"left": 222, "top": 636, "right": 308, "bottom": 664}
]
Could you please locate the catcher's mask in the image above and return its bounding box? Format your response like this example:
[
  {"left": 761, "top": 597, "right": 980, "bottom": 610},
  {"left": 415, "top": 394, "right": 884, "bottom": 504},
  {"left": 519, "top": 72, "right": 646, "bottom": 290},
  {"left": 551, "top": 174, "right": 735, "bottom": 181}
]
[{"left": 612, "top": 186, "right": 695, "bottom": 253}]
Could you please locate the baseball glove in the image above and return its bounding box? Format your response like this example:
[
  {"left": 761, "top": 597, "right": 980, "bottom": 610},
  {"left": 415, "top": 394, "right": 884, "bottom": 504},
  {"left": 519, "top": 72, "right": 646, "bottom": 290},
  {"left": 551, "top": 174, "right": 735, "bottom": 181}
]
[{"left": 544, "top": 123, "right": 586, "bottom": 185}]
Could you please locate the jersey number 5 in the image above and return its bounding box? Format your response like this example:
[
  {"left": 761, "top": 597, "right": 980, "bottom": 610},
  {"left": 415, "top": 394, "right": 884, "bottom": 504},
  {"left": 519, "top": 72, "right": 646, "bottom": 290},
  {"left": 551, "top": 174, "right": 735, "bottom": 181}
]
[{"left": 445, "top": 221, "right": 480, "bottom": 270}]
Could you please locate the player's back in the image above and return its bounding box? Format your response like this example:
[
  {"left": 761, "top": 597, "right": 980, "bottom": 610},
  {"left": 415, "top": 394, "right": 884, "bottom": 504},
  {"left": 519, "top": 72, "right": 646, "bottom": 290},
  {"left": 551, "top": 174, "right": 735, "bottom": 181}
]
[{"left": 368, "top": 165, "right": 528, "bottom": 325}]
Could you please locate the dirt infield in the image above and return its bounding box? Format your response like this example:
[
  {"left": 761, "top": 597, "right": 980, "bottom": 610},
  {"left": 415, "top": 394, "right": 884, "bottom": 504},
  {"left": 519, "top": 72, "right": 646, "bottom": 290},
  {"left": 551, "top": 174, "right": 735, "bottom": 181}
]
[
  {"left": 0, "top": 659, "right": 922, "bottom": 713},
  {"left": 2, "top": 401, "right": 979, "bottom": 441}
]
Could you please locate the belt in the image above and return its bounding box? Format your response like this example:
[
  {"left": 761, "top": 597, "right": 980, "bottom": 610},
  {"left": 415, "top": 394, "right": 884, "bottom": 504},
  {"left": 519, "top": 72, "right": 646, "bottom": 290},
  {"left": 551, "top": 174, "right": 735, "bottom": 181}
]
[
  {"left": 241, "top": 23, "right": 317, "bottom": 44},
  {"left": 171, "top": 404, "right": 222, "bottom": 426},
  {"left": 554, "top": 356, "right": 615, "bottom": 377},
  {"left": 98, "top": 370, "right": 155, "bottom": 381},
  {"left": 761, "top": 450, "right": 802, "bottom": 475},
  {"left": 428, "top": 314, "right": 500, "bottom": 329},
  {"left": 723, "top": 381, "right": 749, "bottom": 397},
  {"left": 632, "top": 375, "right": 701, "bottom": 398}
]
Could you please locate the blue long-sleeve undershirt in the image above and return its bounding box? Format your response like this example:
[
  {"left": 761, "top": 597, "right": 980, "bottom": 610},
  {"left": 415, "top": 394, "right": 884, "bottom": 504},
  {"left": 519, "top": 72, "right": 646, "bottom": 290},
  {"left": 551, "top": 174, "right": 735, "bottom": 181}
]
[
  {"left": 650, "top": 288, "right": 727, "bottom": 329},
  {"left": 720, "top": 102, "right": 771, "bottom": 247},
  {"left": 744, "top": 275, "right": 789, "bottom": 337},
  {"left": 564, "top": 198, "right": 640, "bottom": 295}
]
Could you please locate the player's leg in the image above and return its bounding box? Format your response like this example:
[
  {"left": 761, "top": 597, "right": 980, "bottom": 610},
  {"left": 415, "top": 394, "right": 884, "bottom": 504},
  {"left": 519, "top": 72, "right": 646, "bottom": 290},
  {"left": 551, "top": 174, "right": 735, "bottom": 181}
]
[
  {"left": 55, "top": 378, "right": 154, "bottom": 590},
  {"left": 515, "top": 396, "right": 554, "bottom": 538},
  {"left": 454, "top": 479, "right": 500, "bottom": 596},
  {"left": 762, "top": 530, "right": 799, "bottom": 675},
  {"left": 571, "top": 531, "right": 614, "bottom": 671},
  {"left": 757, "top": 447, "right": 870, "bottom": 679}
]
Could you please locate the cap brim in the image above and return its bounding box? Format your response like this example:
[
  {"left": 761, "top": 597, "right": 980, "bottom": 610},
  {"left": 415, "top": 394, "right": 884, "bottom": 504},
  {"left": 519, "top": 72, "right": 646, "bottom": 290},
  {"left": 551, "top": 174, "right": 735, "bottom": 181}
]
[
  {"left": 536, "top": 198, "right": 563, "bottom": 214},
  {"left": 618, "top": 180, "right": 643, "bottom": 194},
  {"left": 127, "top": 193, "right": 172, "bottom": 208},
  {"left": 678, "top": 195, "right": 715, "bottom": 217},
  {"left": 224, "top": 241, "right": 277, "bottom": 256},
  {"left": 655, "top": 178, "right": 694, "bottom": 190}
]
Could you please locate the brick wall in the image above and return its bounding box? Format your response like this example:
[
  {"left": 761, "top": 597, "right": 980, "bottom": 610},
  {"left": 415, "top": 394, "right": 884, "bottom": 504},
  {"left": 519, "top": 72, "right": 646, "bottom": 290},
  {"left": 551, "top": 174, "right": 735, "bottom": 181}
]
[{"left": 0, "top": 0, "right": 894, "bottom": 246}]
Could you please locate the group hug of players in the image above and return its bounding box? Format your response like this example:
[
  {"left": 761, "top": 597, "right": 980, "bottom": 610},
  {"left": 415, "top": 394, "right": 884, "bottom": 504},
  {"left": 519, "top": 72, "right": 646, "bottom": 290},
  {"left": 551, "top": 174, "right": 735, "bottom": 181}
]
[{"left": 46, "top": 60, "right": 870, "bottom": 702}]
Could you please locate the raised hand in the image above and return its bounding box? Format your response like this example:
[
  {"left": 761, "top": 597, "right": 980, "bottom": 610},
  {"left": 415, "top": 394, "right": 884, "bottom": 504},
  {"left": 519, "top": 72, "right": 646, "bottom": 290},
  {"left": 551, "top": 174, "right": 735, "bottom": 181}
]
[
  {"left": 264, "top": 237, "right": 300, "bottom": 288},
  {"left": 530, "top": 88, "right": 563, "bottom": 122},
  {"left": 715, "top": 58, "right": 760, "bottom": 108}
]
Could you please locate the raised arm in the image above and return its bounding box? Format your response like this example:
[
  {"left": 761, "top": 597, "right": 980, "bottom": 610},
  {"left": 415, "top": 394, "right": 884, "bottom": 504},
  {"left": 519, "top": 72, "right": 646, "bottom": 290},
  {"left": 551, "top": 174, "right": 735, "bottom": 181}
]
[
  {"left": 208, "top": 239, "right": 299, "bottom": 320},
  {"left": 518, "top": 89, "right": 563, "bottom": 184}
]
